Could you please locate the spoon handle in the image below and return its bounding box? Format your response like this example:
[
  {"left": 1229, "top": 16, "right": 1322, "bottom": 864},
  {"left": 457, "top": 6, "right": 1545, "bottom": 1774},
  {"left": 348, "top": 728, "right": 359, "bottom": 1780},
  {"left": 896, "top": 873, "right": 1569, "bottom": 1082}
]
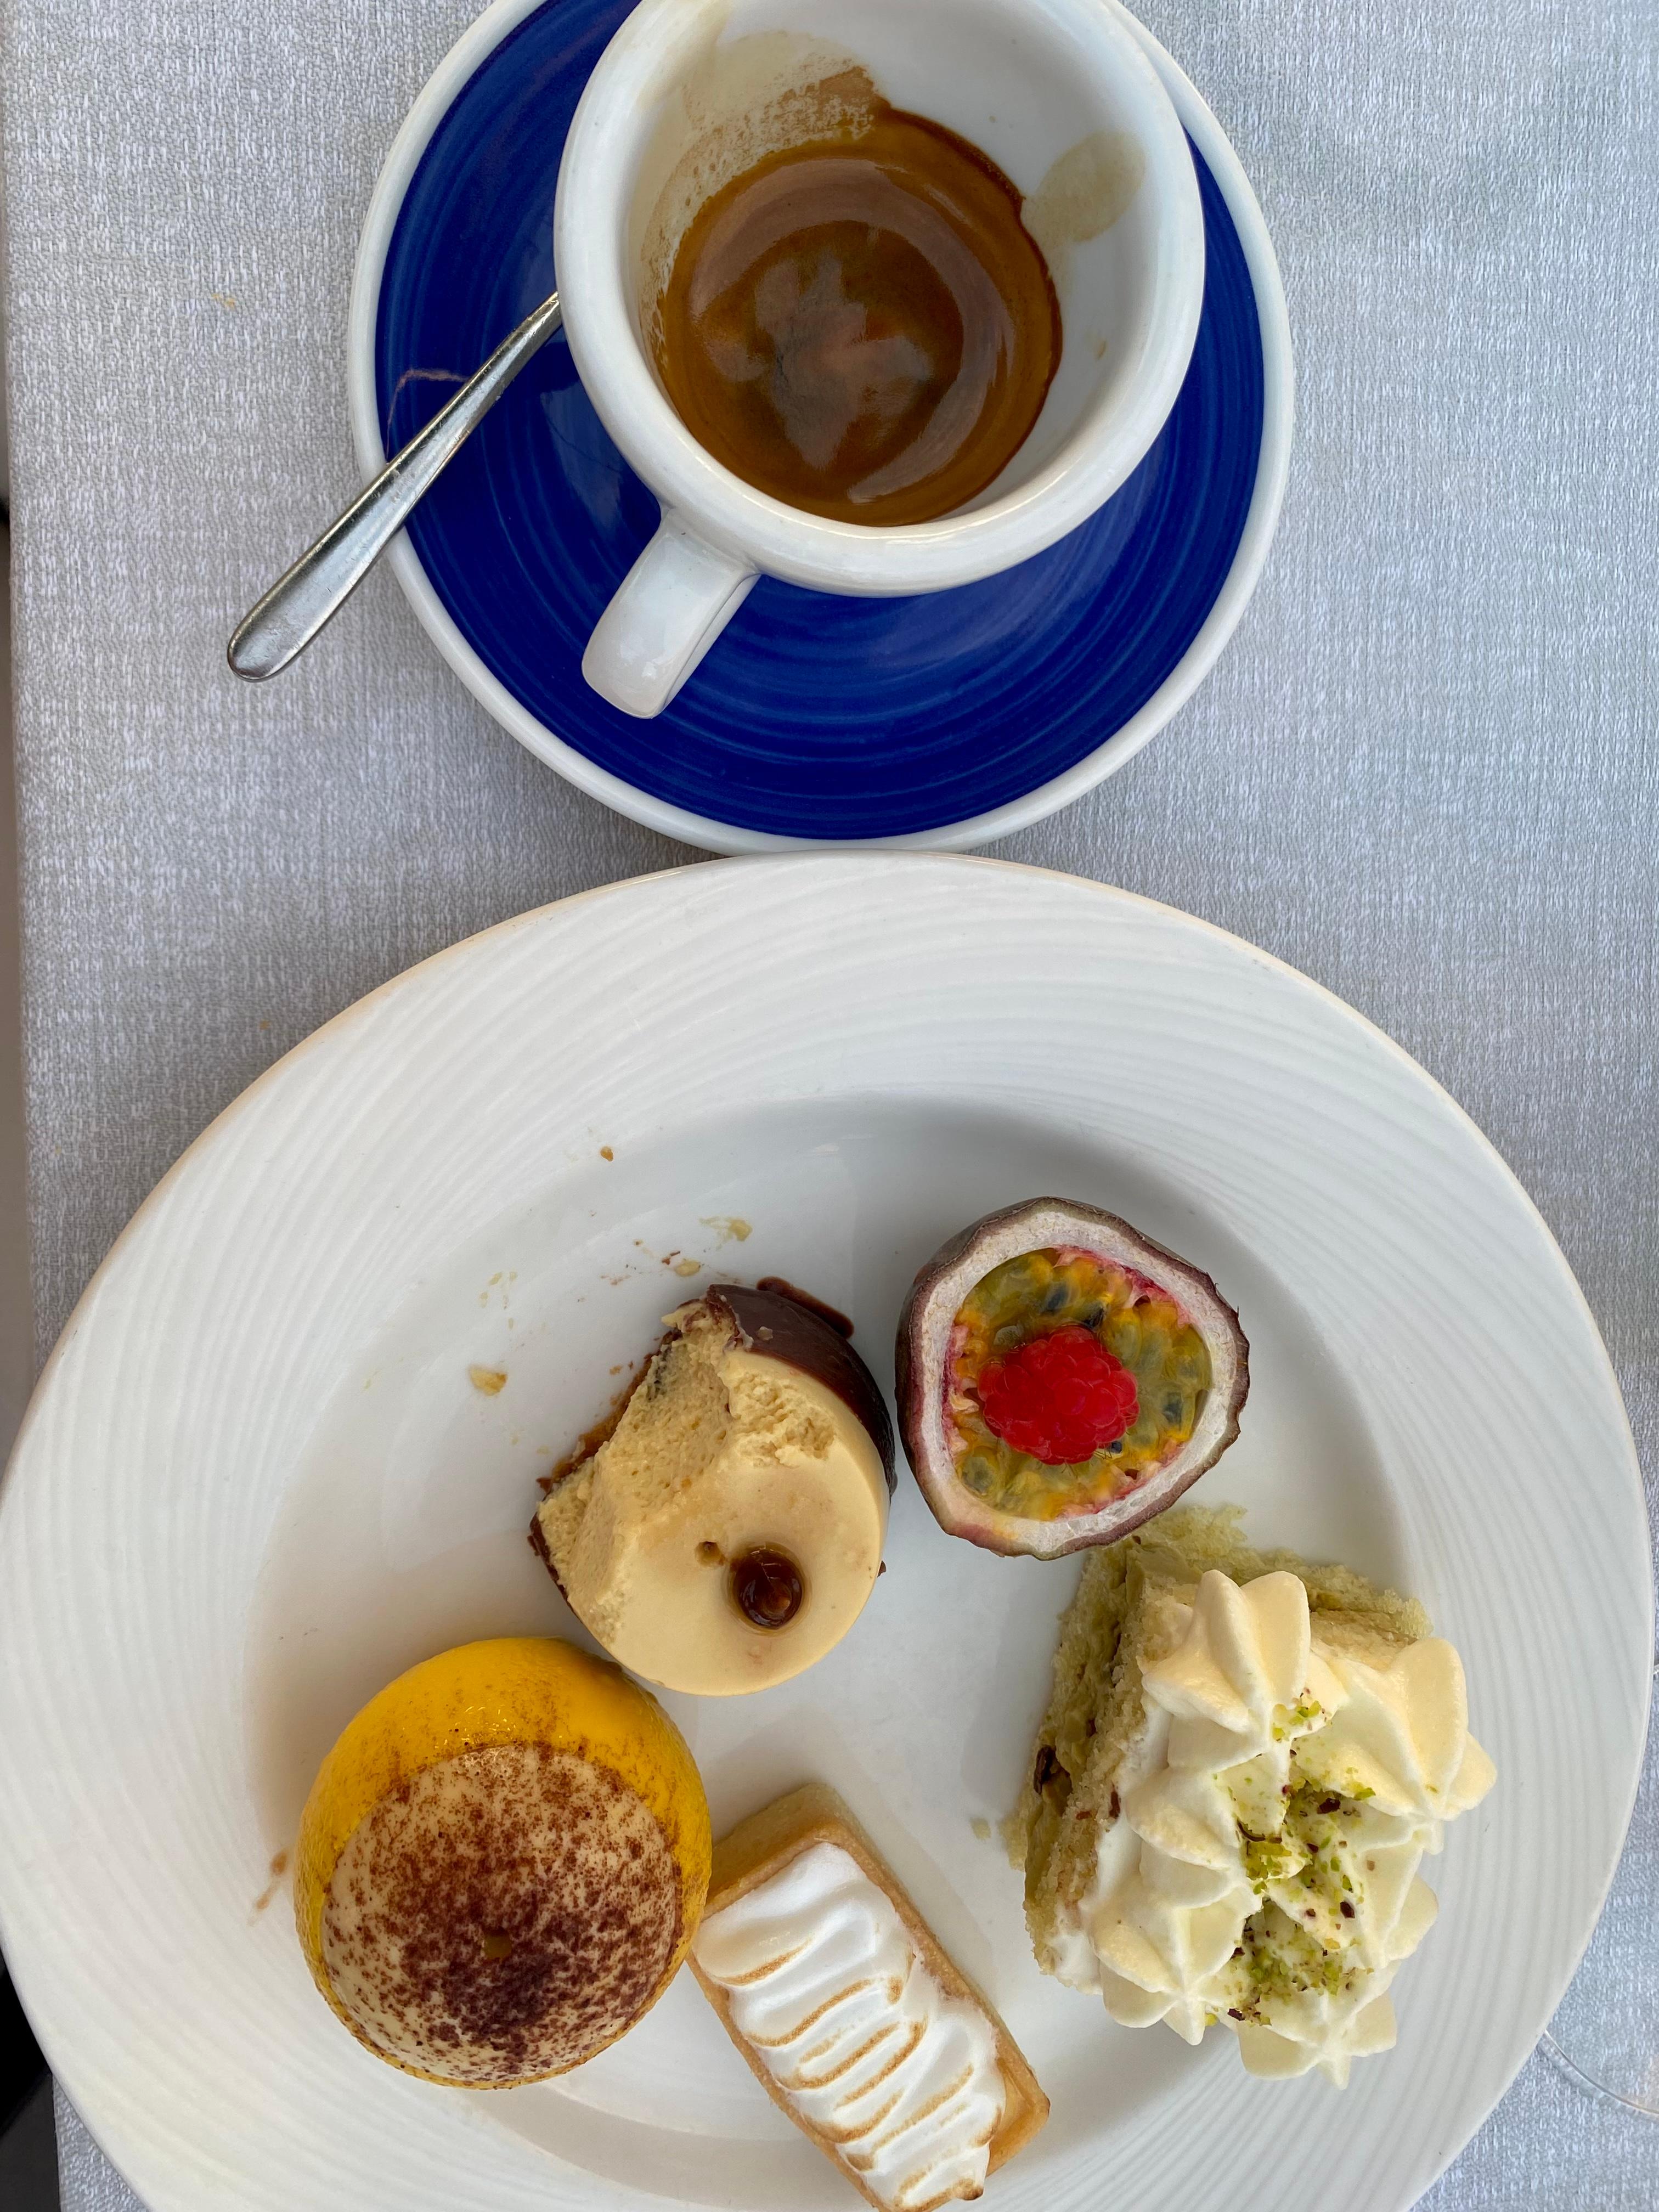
[{"left": 228, "top": 290, "right": 563, "bottom": 681}]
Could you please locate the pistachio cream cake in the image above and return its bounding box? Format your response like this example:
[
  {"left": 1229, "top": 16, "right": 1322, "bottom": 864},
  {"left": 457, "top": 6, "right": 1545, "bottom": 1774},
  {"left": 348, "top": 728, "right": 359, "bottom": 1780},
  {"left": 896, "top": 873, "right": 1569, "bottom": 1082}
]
[{"left": 1007, "top": 1508, "right": 1495, "bottom": 2084}]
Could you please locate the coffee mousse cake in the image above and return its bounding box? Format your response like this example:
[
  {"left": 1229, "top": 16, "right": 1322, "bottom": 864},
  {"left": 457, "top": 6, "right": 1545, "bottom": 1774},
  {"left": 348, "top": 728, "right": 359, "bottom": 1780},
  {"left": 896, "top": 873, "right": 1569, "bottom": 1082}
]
[
  {"left": 533, "top": 1283, "right": 894, "bottom": 1696},
  {"left": 1007, "top": 1507, "right": 1495, "bottom": 2084}
]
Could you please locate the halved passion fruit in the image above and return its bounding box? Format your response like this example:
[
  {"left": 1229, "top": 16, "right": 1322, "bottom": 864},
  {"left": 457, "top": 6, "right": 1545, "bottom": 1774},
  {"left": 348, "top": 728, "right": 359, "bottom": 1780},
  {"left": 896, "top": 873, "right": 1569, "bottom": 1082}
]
[{"left": 895, "top": 1199, "right": 1249, "bottom": 1558}]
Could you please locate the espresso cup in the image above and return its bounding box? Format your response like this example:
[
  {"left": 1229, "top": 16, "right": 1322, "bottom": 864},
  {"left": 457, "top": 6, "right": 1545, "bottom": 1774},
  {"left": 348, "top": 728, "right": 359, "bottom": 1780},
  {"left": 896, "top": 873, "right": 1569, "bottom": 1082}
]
[{"left": 555, "top": 0, "right": 1204, "bottom": 718}]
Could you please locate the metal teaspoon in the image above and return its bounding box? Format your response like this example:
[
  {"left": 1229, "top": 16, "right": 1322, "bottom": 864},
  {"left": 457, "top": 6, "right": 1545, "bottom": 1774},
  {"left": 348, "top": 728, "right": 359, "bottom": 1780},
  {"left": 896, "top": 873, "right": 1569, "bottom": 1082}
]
[{"left": 228, "top": 290, "right": 563, "bottom": 681}]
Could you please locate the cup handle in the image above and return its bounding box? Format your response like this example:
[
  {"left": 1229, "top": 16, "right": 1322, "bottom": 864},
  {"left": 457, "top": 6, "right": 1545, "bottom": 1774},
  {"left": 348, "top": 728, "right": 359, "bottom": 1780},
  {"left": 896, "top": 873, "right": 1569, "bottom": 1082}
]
[{"left": 581, "top": 508, "right": 759, "bottom": 718}]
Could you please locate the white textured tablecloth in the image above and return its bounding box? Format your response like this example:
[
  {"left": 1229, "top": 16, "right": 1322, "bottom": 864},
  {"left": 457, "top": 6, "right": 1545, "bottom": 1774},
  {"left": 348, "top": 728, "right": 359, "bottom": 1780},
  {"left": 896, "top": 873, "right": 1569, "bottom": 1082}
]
[{"left": 5, "top": 0, "right": 1656, "bottom": 2202}]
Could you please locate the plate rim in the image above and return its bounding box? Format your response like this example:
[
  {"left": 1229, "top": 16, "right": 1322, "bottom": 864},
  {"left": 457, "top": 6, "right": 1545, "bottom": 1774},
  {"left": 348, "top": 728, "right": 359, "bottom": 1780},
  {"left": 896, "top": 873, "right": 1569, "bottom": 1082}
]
[
  {"left": 9, "top": 856, "right": 1638, "bottom": 1487},
  {"left": 344, "top": 0, "right": 1295, "bottom": 855},
  {"left": 1, "top": 854, "right": 1648, "bottom": 2209}
]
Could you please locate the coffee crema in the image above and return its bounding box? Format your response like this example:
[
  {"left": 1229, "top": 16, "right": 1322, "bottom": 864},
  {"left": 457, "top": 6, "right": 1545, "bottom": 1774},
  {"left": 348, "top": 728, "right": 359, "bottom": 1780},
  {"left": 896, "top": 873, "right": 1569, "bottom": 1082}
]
[{"left": 651, "top": 108, "right": 1062, "bottom": 526}]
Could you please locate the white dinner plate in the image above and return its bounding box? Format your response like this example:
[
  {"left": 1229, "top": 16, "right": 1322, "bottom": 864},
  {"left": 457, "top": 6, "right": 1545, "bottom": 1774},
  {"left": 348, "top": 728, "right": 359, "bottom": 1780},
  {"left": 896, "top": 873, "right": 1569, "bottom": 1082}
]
[{"left": 0, "top": 855, "right": 1647, "bottom": 2212}]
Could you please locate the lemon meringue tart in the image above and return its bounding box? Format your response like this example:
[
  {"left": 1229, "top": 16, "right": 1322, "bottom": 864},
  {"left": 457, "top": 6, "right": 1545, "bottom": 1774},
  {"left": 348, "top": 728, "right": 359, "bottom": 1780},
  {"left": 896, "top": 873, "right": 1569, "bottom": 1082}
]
[{"left": 692, "top": 1784, "right": 1048, "bottom": 2210}]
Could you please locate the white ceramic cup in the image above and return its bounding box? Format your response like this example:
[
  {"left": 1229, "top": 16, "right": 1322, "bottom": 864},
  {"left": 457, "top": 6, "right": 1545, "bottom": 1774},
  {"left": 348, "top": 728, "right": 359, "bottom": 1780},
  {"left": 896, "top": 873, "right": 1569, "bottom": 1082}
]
[{"left": 554, "top": 0, "right": 1205, "bottom": 718}]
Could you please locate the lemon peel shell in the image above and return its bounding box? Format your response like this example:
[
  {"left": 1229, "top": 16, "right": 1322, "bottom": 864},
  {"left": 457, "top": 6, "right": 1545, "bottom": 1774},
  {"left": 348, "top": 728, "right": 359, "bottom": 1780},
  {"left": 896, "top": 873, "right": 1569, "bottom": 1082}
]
[{"left": 293, "top": 1635, "right": 710, "bottom": 2084}]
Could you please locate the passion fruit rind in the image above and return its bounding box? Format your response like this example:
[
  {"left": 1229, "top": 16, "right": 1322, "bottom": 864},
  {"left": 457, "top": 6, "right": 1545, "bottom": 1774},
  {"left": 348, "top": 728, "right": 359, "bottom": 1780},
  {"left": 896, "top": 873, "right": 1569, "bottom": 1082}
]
[{"left": 895, "top": 1199, "right": 1249, "bottom": 1560}]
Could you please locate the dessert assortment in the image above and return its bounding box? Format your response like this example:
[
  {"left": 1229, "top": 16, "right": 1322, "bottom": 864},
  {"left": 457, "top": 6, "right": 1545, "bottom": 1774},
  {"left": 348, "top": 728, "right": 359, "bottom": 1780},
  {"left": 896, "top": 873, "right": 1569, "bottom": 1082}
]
[
  {"left": 294, "top": 1201, "right": 1494, "bottom": 2187},
  {"left": 691, "top": 1784, "right": 1049, "bottom": 2210}
]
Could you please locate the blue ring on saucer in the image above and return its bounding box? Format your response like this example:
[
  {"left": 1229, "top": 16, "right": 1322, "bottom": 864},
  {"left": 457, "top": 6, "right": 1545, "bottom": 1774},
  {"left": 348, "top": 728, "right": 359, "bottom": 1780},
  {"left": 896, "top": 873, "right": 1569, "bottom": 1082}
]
[{"left": 376, "top": 0, "right": 1263, "bottom": 841}]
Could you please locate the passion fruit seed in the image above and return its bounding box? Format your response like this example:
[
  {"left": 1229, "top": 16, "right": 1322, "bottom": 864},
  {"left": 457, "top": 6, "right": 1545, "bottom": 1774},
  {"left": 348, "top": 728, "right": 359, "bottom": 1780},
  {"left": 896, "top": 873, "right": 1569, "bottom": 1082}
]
[
  {"left": 944, "top": 1245, "right": 1212, "bottom": 1518},
  {"left": 976, "top": 1325, "right": 1139, "bottom": 1465},
  {"left": 730, "top": 1548, "right": 805, "bottom": 1629}
]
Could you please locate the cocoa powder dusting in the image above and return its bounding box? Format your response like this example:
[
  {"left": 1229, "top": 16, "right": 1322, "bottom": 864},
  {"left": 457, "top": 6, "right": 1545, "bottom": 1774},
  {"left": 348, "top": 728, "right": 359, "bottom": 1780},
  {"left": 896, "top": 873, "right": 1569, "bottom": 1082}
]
[{"left": 321, "top": 1743, "right": 682, "bottom": 2081}]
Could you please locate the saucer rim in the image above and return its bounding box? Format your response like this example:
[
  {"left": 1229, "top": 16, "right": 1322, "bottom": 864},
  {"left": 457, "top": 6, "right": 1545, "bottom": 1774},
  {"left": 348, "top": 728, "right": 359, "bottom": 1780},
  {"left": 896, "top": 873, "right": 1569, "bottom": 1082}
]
[{"left": 347, "top": 0, "right": 1294, "bottom": 854}]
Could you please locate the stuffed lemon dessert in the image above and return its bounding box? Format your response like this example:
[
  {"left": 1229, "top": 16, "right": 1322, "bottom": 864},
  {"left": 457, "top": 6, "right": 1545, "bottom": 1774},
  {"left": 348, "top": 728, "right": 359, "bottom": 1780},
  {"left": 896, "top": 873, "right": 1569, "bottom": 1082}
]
[{"left": 294, "top": 1637, "right": 710, "bottom": 2084}]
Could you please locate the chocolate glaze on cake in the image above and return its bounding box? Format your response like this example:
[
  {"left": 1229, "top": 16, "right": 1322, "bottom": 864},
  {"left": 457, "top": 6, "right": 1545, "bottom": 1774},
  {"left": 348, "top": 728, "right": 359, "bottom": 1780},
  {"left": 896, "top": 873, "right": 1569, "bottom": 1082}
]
[
  {"left": 707, "top": 1284, "right": 894, "bottom": 1492},
  {"left": 754, "top": 1276, "right": 855, "bottom": 1338},
  {"left": 535, "top": 1283, "right": 893, "bottom": 1526},
  {"left": 527, "top": 1511, "right": 567, "bottom": 1601}
]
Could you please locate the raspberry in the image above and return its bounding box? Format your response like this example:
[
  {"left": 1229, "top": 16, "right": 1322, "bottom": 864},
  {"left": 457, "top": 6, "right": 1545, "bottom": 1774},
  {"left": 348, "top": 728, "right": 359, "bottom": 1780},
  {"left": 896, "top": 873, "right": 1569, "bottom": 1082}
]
[{"left": 975, "top": 1327, "right": 1138, "bottom": 1465}]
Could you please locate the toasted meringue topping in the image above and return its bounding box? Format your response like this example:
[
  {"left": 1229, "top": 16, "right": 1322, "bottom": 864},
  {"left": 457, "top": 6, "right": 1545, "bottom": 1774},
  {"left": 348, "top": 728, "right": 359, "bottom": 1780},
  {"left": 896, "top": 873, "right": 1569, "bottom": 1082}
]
[{"left": 695, "top": 1842, "right": 1005, "bottom": 2209}]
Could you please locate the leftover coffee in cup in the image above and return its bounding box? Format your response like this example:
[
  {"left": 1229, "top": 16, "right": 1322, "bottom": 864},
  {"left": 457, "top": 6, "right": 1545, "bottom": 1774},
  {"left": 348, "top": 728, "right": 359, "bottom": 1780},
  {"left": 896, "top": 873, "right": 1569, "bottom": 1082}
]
[
  {"left": 649, "top": 102, "right": 1062, "bottom": 527},
  {"left": 557, "top": 5, "right": 1204, "bottom": 715}
]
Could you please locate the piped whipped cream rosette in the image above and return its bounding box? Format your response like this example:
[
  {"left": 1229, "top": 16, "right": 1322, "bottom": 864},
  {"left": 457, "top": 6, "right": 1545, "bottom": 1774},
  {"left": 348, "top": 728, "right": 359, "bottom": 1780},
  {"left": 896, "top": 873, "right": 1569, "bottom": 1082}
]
[{"left": 1008, "top": 1509, "right": 1496, "bottom": 2087}]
